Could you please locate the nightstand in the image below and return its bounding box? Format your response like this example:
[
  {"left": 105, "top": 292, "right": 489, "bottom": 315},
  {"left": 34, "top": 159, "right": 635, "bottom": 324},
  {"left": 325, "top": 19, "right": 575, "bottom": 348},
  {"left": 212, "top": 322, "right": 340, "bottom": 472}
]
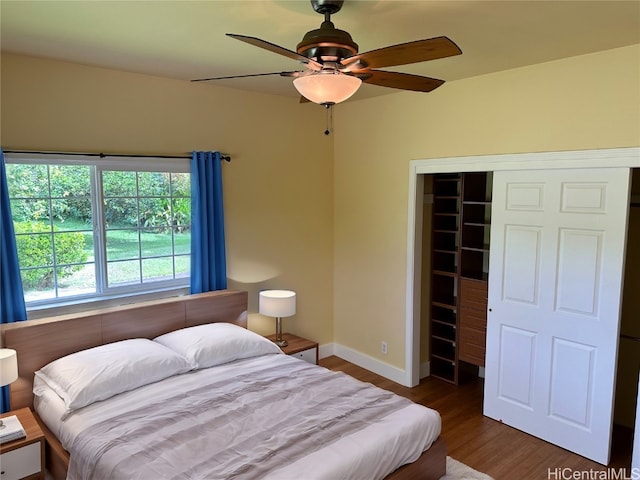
[
  {"left": 0, "top": 407, "right": 45, "bottom": 480},
  {"left": 266, "top": 333, "right": 319, "bottom": 364}
]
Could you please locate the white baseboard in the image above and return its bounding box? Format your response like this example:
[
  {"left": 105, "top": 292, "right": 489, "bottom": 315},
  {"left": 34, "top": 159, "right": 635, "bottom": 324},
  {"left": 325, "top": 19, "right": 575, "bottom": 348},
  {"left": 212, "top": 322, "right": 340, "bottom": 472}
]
[
  {"left": 327, "top": 343, "right": 408, "bottom": 385},
  {"left": 318, "top": 343, "right": 335, "bottom": 360},
  {"left": 320, "top": 344, "right": 432, "bottom": 386}
]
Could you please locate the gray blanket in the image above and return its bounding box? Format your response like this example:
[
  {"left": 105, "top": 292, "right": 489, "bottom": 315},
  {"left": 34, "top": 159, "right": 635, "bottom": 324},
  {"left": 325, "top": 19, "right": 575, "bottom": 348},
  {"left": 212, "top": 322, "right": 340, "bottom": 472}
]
[{"left": 67, "top": 358, "right": 414, "bottom": 480}]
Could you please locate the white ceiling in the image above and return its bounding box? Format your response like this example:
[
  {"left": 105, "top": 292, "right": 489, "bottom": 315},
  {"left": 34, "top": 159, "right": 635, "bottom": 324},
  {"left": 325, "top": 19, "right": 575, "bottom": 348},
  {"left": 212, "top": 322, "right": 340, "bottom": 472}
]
[{"left": 1, "top": 1, "right": 639, "bottom": 102}]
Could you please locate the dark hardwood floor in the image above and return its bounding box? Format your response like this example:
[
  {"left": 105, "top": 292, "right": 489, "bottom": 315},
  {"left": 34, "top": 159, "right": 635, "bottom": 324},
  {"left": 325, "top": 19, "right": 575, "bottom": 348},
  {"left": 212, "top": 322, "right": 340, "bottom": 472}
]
[{"left": 320, "top": 355, "right": 634, "bottom": 480}]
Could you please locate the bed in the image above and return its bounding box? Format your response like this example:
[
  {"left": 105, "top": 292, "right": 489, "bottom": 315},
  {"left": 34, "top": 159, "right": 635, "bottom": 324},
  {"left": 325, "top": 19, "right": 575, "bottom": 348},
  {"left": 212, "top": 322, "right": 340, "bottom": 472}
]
[{"left": 1, "top": 290, "right": 446, "bottom": 480}]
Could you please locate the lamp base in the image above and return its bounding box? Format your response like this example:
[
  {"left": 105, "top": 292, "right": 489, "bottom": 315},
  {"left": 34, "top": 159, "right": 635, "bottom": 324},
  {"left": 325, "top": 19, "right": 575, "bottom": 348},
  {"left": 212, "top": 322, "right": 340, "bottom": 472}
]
[{"left": 274, "top": 316, "right": 288, "bottom": 348}]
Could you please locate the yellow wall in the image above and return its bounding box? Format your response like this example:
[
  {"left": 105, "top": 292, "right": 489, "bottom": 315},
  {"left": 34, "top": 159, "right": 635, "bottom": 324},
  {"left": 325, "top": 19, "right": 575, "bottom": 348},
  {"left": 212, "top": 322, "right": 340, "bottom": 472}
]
[
  {"left": 333, "top": 45, "right": 640, "bottom": 369},
  {"left": 0, "top": 53, "right": 335, "bottom": 345}
]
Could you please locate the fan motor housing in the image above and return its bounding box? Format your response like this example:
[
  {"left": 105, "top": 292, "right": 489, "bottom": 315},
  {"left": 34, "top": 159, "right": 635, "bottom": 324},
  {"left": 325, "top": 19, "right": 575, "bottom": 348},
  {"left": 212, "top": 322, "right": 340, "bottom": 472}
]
[{"left": 297, "top": 21, "right": 358, "bottom": 62}]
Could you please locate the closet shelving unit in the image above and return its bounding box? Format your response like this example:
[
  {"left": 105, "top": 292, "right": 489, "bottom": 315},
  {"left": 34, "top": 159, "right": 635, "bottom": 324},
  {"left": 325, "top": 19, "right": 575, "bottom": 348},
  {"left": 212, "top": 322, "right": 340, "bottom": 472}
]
[
  {"left": 458, "top": 172, "right": 492, "bottom": 370},
  {"left": 429, "top": 172, "right": 492, "bottom": 384},
  {"left": 430, "top": 174, "right": 462, "bottom": 383}
]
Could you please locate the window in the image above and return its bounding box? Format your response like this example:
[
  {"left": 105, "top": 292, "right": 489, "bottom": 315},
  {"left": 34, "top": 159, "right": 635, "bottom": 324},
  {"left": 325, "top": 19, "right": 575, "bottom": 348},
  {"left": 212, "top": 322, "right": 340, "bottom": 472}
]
[{"left": 5, "top": 154, "right": 191, "bottom": 306}]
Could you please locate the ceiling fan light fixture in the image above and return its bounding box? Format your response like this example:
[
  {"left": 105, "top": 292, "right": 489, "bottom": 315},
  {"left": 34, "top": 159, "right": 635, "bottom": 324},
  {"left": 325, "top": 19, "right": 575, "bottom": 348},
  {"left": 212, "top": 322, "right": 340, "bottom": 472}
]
[{"left": 293, "top": 72, "right": 361, "bottom": 105}]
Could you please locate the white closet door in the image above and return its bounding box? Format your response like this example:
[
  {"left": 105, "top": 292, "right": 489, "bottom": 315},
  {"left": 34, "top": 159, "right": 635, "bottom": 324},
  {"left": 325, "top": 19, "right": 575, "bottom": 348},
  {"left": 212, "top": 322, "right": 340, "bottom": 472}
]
[{"left": 484, "top": 168, "right": 630, "bottom": 465}]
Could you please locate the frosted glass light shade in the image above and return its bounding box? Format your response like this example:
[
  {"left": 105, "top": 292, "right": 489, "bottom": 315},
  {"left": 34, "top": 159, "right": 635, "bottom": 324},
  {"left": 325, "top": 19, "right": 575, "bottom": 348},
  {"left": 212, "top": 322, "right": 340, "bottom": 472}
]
[
  {"left": 259, "top": 290, "right": 296, "bottom": 318},
  {"left": 0, "top": 348, "right": 18, "bottom": 387},
  {"left": 293, "top": 73, "right": 362, "bottom": 105}
]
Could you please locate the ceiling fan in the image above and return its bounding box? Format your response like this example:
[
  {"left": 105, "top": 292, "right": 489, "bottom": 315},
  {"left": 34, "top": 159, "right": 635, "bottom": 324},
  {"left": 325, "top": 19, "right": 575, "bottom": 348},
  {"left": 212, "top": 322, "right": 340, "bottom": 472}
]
[{"left": 192, "top": 0, "right": 462, "bottom": 106}]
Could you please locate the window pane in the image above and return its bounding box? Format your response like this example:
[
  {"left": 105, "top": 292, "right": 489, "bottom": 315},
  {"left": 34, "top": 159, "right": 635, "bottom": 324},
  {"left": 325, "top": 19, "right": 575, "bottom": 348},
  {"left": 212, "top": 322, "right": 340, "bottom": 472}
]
[
  {"left": 11, "top": 199, "right": 51, "bottom": 223},
  {"left": 138, "top": 172, "right": 170, "bottom": 196},
  {"left": 15, "top": 231, "right": 53, "bottom": 269},
  {"left": 175, "top": 255, "right": 190, "bottom": 278},
  {"left": 5, "top": 163, "right": 49, "bottom": 198},
  {"left": 106, "top": 229, "right": 140, "bottom": 261},
  {"left": 56, "top": 264, "right": 96, "bottom": 297},
  {"left": 139, "top": 198, "right": 169, "bottom": 229},
  {"left": 103, "top": 171, "right": 136, "bottom": 197},
  {"left": 171, "top": 173, "right": 190, "bottom": 197},
  {"left": 50, "top": 165, "right": 91, "bottom": 198},
  {"left": 107, "top": 260, "right": 141, "bottom": 286},
  {"left": 141, "top": 228, "right": 172, "bottom": 257},
  {"left": 54, "top": 231, "right": 89, "bottom": 265},
  {"left": 142, "top": 257, "right": 174, "bottom": 282},
  {"left": 172, "top": 198, "right": 190, "bottom": 228},
  {"left": 51, "top": 198, "right": 93, "bottom": 230},
  {"left": 174, "top": 231, "right": 190, "bottom": 255},
  {"left": 21, "top": 268, "right": 56, "bottom": 302},
  {"left": 104, "top": 197, "right": 138, "bottom": 228}
]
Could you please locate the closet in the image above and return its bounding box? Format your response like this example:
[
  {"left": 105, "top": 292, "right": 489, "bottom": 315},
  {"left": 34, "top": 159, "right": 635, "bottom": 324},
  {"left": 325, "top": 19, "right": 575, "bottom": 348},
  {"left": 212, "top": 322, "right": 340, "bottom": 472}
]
[{"left": 419, "top": 159, "right": 639, "bottom": 464}]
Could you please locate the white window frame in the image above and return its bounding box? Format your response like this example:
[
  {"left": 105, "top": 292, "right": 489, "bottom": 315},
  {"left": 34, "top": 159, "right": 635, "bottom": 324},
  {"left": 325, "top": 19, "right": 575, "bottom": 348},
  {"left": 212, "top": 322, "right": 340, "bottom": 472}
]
[{"left": 5, "top": 153, "right": 191, "bottom": 316}]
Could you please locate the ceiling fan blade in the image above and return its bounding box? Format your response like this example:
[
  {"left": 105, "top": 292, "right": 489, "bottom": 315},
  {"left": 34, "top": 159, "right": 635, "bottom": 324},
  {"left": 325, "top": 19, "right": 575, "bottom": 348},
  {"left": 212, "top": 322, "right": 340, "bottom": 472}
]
[
  {"left": 227, "top": 34, "right": 322, "bottom": 70},
  {"left": 342, "top": 36, "right": 461, "bottom": 70},
  {"left": 191, "top": 71, "right": 302, "bottom": 83},
  {"left": 360, "top": 70, "right": 445, "bottom": 92}
]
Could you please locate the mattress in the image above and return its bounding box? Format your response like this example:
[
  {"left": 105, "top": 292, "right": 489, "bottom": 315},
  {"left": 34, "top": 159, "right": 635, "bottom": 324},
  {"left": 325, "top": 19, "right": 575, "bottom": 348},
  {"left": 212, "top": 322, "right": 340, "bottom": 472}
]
[{"left": 34, "top": 354, "right": 441, "bottom": 480}]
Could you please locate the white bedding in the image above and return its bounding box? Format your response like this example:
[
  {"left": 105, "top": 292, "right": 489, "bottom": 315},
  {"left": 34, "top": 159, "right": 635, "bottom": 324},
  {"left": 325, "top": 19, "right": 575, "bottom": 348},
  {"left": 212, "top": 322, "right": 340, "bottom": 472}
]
[{"left": 34, "top": 354, "right": 441, "bottom": 480}]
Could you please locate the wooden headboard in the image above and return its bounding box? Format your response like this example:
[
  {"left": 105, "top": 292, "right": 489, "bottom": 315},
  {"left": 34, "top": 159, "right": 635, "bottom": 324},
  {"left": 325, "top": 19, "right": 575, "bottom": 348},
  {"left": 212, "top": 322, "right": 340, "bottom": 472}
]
[{"left": 0, "top": 290, "right": 248, "bottom": 410}]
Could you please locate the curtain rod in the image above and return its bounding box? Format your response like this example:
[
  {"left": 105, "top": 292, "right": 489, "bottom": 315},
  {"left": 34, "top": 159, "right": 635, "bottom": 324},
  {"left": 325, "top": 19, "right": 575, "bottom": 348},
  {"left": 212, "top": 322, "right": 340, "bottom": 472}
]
[{"left": 3, "top": 149, "right": 231, "bottom": 162}]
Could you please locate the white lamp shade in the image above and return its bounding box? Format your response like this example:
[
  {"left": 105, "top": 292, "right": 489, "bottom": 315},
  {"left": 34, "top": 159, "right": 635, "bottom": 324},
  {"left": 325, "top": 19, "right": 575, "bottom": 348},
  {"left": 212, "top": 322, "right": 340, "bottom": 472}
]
[
  {"left": 259, "top": 290, "right": 296, "bottom": 318},
  {"left": 293, "top": 73, "right": 362, "bottom": 105},
  {"left": 0, "top": 348, "right": 18, "bottom": 387}
]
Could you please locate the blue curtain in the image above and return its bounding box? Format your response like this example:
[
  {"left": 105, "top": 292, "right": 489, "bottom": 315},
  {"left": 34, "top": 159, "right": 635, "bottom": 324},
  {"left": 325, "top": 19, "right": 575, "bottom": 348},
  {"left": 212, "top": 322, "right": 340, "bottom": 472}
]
[
  {"left": 0, "top": 149, "right": 27, "bottom": 413},
  {"left": 190, "top": 151, "right": 227, "bottom": 293}
]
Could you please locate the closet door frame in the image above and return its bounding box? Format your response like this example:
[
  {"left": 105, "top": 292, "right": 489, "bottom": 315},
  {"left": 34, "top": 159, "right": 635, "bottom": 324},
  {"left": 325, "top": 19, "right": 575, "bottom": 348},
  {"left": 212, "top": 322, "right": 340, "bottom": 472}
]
[{"left": 406, "top": 147, "right": 640, "bottom": 388}]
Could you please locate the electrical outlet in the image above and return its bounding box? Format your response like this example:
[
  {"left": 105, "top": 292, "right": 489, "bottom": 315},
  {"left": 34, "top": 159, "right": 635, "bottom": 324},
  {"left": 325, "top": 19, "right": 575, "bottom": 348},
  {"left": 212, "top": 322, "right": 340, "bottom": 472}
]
[{"left": 381, "top": 341, "right": 388, "bottom": 355}]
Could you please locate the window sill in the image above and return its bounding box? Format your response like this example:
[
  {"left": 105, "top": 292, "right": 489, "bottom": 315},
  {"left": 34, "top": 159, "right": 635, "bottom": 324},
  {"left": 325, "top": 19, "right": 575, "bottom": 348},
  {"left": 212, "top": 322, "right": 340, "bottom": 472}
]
[{"left": 26, "top": 286, "right": 190, "bottom": 320}]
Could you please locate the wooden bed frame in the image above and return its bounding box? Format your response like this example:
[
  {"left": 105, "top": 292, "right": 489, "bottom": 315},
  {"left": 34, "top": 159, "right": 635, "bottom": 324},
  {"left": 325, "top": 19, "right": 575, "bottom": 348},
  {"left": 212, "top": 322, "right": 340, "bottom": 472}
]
[{"left": 0, "top": 290, "right": 446, "bottom": 480}]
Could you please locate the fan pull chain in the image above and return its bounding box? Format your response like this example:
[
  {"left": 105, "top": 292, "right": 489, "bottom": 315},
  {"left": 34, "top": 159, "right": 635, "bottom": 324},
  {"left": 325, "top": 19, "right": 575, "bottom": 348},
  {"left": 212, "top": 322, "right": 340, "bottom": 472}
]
[{"left": 324, "top": 103, "right": 333, "bottom": 136}]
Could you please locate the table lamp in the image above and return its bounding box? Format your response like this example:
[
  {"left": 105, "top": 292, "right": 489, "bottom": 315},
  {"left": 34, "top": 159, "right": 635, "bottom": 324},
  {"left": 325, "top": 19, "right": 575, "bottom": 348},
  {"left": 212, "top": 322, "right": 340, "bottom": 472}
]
[
  {"left": 0, "top": 348, "right": 18, "bottom": 429},
  {"left": 259, "top": 290, "right": 296, "bottom": 347}
]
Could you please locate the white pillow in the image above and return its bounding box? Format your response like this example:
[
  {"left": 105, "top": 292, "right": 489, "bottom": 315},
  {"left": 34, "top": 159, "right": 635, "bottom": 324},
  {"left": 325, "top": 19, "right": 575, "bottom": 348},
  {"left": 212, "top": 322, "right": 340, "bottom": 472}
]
[
  {"left": 34, "top": 338, "right": 192, "bottom": 413},
  {"left": 154, "top": 322, "right": 282, "bottom": 369}
]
